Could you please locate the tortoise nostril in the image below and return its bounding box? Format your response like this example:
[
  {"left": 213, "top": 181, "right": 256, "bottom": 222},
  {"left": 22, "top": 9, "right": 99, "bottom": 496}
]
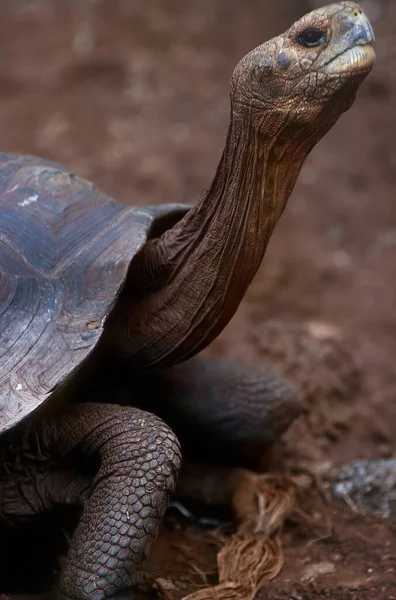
[{"left": 341, "top": 7, "right": 375, "bottom": 45}]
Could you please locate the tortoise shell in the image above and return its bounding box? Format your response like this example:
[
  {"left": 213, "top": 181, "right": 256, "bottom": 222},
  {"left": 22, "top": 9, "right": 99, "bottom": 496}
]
[{"left": 0, "top": 153, "right": 189, "bottom": 434}]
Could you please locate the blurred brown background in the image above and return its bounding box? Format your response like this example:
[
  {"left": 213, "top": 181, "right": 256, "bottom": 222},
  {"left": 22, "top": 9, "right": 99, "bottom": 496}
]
[{"left": 0, "top": 0, "right": 395, "bottom": 598}]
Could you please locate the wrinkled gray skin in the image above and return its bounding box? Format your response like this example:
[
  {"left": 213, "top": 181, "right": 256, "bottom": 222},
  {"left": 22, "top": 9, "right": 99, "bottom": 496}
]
[
  {"left": 0, "top": 3, "right": 375, "bottom": 600},
  {"left": 333, "top": 459, "right": 396, "bottom": 518}
]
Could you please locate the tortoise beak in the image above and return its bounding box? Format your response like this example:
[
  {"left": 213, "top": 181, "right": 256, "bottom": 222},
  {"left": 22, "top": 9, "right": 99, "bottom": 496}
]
[
  {"left": 327, "top": 4, "right": 376, "bottom": 75},
  {"left": 341, "top": 5, "right": 375, "bottom": 47}
]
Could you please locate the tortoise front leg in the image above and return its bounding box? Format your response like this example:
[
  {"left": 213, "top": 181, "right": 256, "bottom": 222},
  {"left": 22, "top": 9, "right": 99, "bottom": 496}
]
[{"left": 39, "top": 403, "right": 180, "bottom": 600}]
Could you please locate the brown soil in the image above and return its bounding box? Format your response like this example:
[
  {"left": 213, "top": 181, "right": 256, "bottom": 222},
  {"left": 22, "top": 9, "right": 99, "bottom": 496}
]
[{"left": 0, "top": 1, "right": 395, "bottom": 599}]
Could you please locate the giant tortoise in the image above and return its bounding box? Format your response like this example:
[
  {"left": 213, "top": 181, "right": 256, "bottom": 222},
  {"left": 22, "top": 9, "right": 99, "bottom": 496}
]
[{"left": 0, "top": 3, "right": 375, "bottom": 599}]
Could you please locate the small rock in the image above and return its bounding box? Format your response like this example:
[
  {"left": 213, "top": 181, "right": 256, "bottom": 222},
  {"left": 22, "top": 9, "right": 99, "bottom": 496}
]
[
  {"left": 306, "top": 320, "right": 341, "bottom": 340},
  {"left": 333, "top": 458, "right": 396, "bottom": 518},
  {"left": 301, "top": 561, "right": 336, "bottom": 581},
  {"left": 154, "top": 578, "right": 177, "bottom": 599}
]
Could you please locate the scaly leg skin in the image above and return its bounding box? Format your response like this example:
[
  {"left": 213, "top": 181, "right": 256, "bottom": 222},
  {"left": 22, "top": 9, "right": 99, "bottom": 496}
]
[
  {"left": 0, "top": 403, "right": 181, "bottom": 600},
  {"left": 134, "top": 356, "right": 301, "bottom": 526},
  {"left": 138, "top": 355, "right": 301, "bottom": 469}
]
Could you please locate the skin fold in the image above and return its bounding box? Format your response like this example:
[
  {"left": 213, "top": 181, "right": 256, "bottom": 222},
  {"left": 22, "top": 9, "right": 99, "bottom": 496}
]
[
  {"left": 108, "top": 2, "right": 375, "bottom": 371},
  {"left": 0, "top": 3, "right": 375, "bottom": 600}
]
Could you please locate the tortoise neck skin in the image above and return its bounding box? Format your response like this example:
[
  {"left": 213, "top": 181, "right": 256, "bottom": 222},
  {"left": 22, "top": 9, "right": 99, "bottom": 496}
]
[
  {"left": 146, "top": 108, "right": 311, "bottom": 363},
  {"left": 110, "top": 1, "right": 375, "bottom": 370}
]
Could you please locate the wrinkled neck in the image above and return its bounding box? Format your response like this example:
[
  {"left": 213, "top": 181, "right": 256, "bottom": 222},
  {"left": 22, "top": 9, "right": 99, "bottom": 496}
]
[
  {"left": 113, "top": 107, "right": 309, "bottom": 369},
  {"left": 178, "top": 109, "right": 305, "bottom": 279}
]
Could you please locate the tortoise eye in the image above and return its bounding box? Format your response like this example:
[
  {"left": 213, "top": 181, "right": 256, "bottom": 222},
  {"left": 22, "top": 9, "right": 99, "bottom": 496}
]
[{"left": 298, "top": 28, "right": 326, "bottom": 47}]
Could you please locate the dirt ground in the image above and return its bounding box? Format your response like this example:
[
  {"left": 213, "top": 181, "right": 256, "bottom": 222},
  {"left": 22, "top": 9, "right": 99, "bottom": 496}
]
[{"left": 0, "top": 0, "right": 395, "bottom": 598}]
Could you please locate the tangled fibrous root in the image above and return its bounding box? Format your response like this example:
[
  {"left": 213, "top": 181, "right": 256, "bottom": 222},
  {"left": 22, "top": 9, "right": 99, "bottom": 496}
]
[
  {"left": 158, "top": 322, "right": 360, "bottom": 599},
  {"left": 252, "top": 319, "right": 362, "bottom": 465},
  {"left": 181, "top": 474, "right": 296, "bottom": 600}
]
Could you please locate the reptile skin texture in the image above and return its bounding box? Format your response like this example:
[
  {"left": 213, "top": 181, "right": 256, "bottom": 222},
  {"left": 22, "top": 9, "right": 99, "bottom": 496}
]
[
  {"left": 0, "top": 4, "right": 375, "bottom": 598},
  {"left": 1, "top": 404, "right": 181, "bottom": 600},
  {"left": 135, "top": 356, "right": 302, "bottom": 469}
]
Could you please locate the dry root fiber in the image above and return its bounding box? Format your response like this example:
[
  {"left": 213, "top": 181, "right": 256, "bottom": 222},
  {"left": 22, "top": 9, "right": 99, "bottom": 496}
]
[{"left": 182, "top": 474, "right": 296, "bottom": 600}]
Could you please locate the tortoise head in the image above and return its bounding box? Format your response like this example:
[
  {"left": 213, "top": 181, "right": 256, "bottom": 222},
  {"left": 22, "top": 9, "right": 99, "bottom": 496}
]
[{"left": 231, "top": 1, "right": 375, "bottom": 135}]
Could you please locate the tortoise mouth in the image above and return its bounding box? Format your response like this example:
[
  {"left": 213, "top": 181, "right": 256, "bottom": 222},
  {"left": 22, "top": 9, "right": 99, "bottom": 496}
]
[{"left": 329, "top": 43, "right": 375, "bottom": 75}]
